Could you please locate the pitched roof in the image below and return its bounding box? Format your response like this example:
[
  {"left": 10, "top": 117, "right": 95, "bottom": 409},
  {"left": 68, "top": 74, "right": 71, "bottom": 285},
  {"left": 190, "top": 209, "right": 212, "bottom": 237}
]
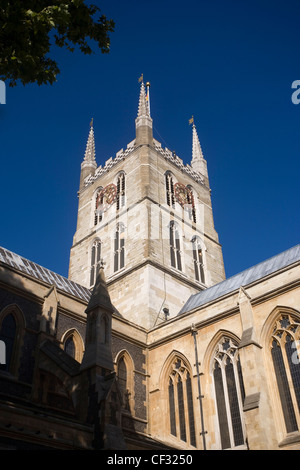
[
  {"left": 178, "top": 244, "right": 300, "bottom": 316},
  {"left": 0, "top": 246, "right": 91, "bottom": 302}
]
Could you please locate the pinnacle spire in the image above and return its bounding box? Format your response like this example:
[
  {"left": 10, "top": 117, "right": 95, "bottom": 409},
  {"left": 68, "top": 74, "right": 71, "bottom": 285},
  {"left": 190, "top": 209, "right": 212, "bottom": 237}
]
[
  {"left": 190, "top": 121, "right": 208, "bottom": 179},
  {"left": 135, "top": 79, "right": 153, "bottom": 146},
  {"left": 84, "top": 119, "right": 96, "bottom": 163},
  {"left": 137, "top": 81, "right": 150, "bottom": 118},
  {"left": 80, "top": 120, "right": 97, "bottom": 190},
  {"left": 192, "top": 123, "right": 204, "bottom": 162}
]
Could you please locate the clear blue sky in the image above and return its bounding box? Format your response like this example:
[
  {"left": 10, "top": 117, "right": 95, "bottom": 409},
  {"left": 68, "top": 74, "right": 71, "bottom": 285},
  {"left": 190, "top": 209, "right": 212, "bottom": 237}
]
[{"left": 0, "top": 0, "right": 299, "bottom": 280}]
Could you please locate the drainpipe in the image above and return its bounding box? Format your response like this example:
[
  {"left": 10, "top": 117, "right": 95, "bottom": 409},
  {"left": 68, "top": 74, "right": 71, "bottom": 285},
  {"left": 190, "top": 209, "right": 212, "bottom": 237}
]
[{"left": 191, "top": 323, "right": 207, "bottom": 450}]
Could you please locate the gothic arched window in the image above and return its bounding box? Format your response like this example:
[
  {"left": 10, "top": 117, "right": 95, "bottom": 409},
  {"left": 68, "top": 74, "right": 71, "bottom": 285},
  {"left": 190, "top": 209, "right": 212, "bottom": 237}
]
[
  {"left": 64, "top": 336, "right": 75, "bottom": 359},
  {"left": 94, "top": 187, "right": 103, "bottom": 225},
  {"left": 186, "top": 186, "right": 196, "bottom": 223},
  {"left": 165, "top": 173, "right": 175, "bottom": 208},
  {"left": 90, "top": 239, "right": 101, "bottom": 287},
  {"left": 167, "top": 357, "right": 196, "bottom": 447},
  {"left": 169, "top": 222, "right": 182, "bottom": 271},
  {"left": 116, "top": 173, "right": 126, "bottom": 210},
  {"left": 62, "top": 329, "right": 84, "bottom": 363},
  {"left": 212, "top": 337, "right": 245, "bottom": 449},
  {"left": 0, "top": 313, "right": 16, "bottom": 372},
  {"left": 117, "top": 355, "right": 132, "bottom": 411},
  {"left": 114, "top": 223, "right": 125, "bottom": 272},
  {"left": 192, "top": 236, "right": 205, "bottom": 284},
  {"left": 271, "top": 314, "right": 300, "bottom": 434}
]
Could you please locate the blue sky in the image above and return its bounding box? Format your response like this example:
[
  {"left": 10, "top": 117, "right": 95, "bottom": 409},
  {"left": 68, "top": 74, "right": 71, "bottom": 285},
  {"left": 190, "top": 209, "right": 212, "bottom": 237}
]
[{"left": 0, "top": 0, "right": 299, "bottom": 280}]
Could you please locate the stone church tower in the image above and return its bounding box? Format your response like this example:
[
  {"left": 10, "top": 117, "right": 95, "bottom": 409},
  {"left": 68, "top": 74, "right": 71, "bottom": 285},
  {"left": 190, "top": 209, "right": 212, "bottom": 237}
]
[{"left": 68, "top": 81, "right": 225, "bottom": 329}]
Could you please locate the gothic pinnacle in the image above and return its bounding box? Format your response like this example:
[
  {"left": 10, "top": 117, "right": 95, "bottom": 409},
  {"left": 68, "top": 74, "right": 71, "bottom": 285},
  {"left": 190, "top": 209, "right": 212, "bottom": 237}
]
[
  {"left": 84, "top": 119, "right": 96, "bottom": 163},
  {"left": 80, "top": 119, "right": 97, "bottom": 190},
  {"left": 135, "top": 79, "right": 153, "bottom": 146},
  {"left": 137, "top": 81, "right": 150, "bottom": 118},
  {"left": 190, "top": 121, "right": 208, "bottom": 179}
]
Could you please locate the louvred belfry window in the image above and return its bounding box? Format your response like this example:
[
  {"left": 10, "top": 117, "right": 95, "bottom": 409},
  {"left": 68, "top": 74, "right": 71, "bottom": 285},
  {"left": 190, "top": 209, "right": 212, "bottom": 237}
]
[
  {"left": 90, "top": 239, "right": 101, "bottom": 286},
  {"left": 94, "top": 187, "right": 103, "bottom": 225},
  {"left": 116, "top": 173, "right": 126, "bottom": 210},
  {"left": 271, "top": 314, "right": 300, "bottom": 434},
  {"left": 169, "top": 221, "right": 182, "bottom": 271},
  {"left": 192, "top": 236, "right": 205, "bottom": 283},
  {"left": 114, "top": 223, "right": 125, "bottom": 272},
  {"left": 212, "top": 337, "right": 246, "bottom": 449},
  {"left": 165, "top": 173, "right": 175, "bottom": 208}
]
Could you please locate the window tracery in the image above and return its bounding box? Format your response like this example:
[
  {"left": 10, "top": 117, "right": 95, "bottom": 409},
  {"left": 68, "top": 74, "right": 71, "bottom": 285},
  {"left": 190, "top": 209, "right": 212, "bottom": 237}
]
[
  {"left": 212, "top": 337, "right": 245, "bottom": 449},
  {"left": 167, "top": 357, "right": 196, "bottom": 447},
  {"left": 270, "top": 314, "right": 300, "bottom": 434}
]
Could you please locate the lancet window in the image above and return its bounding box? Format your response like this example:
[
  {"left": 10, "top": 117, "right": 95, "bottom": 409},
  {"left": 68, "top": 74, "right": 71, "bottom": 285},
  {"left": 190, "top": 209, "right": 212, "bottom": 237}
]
[
  {"left": 117, "top": 355, "right": 132, "bottom": 411},
  {"left": 169, "top": 222, "right": 182, "bottom": 271},
  {"left": 192, "top": 236, "right": 205, "bottom": 283},
  {"left": 64, "top": 336, "right": 75, "bottom": 359},
  {"left": 94, "top": 187, "right": 103, "bottom": 225},
  {"left": 114, "top": 223, "right": 125, "bottom": 272},
  {"left": 167, "top": 357, "right": 196, "bottom": 447},
  {"left": 62, "top": 329, "right": 84, "bottom": 362},
  {"left": 116, "top": 173, "right": 126, "bottom": 210},
  {"left": 165, "top": 172, "right": 175, "bottom": 208},
  {"left": 212, "top": 337, "right": 245, "bottom": 449},
  {"left": 270, "top": 314, "right": 300, "bottom": 434},
  {"left": 90, "top": 239, "right": 101, "bottom": 286}
]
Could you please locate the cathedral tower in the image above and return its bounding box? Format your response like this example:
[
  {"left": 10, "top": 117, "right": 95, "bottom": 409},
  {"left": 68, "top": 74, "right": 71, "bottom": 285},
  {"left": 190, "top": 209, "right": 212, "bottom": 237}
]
[{"left": 68, "top": 81, "right": 225, "bottom": 328}]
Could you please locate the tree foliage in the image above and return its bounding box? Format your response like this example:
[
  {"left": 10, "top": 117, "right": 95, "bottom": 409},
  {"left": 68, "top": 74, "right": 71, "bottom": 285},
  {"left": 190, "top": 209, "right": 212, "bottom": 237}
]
[{"left": 0, "top": 1, "right": 115, "bottom": 86}]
